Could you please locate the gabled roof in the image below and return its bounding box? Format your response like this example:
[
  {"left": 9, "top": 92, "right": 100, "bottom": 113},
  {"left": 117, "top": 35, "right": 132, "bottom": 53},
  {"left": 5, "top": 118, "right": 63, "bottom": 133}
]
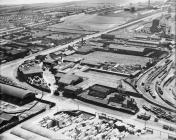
[{"left": 59, "top": 74, "right": 81, "bottom": 85}]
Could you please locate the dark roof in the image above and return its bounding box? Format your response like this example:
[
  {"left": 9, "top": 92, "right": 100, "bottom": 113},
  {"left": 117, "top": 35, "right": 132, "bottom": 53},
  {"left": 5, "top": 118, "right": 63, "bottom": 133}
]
[
  {"left": 90, "top": 85, "right": 111, "bottom": 94},
  {"left": 63, "top": 57, "right": 82, "bottom": 63},
  {"left": 88, "top": 91, "right": 108, "bottom": 99},
  {"left": 0, "top": 83, "right": 35, "bottom": 100},
  {"left": 64, "top": 85, "right": 82, "bottom": 92},
  {"left": 81, "top": 60, "right": 101, "bottom": 67},
  {"left": 80, "top": 94, "right": 108, "bottom": 104},
  {"left": 43, "top": 58, "right": 56, "bottom": 65},
  {"left": 59, "top": 74, "right": 81, "bottom": 85}
]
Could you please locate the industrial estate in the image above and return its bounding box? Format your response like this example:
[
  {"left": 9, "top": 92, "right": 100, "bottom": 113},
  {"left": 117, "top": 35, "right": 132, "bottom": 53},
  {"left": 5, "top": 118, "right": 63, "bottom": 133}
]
[{"left": 0, "top": 0, "right": 175, "bottom": 140}]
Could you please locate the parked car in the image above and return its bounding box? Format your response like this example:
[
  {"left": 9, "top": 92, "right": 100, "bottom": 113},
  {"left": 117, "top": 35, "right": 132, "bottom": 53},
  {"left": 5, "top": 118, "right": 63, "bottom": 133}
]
[
  {"left": 142, "top": 105, "right": 150, "bottom": 111},
  {"left": 137, "top": 113, "right": 151, "bottom": 121},
  {"left": 163, "top": 125, "right": 169, "bottom": 130}
]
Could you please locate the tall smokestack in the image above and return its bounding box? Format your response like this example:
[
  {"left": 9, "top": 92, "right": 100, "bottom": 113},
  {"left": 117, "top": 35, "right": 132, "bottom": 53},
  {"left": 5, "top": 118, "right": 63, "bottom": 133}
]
[{"left": 148, "top": 0, "right": 151, "bottom": 8}]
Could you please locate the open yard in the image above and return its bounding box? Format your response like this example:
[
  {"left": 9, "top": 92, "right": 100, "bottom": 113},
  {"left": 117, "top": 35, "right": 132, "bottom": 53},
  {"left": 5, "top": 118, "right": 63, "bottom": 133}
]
[
  {"left": 65, "top": 51, "right": 149, "bottom": 67},
  {"left": 83, "top": 51, "right": 149, "bottom": 66},
  {"left": 47, "top": 13, "right": 128, "bottom": 33}
]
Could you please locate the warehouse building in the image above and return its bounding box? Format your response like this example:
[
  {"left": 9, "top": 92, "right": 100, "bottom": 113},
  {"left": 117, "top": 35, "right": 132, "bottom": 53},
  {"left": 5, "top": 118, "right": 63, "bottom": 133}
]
[
  {"left": 127, "top": 39, "right": 160, "bottom": 48},
  {"left": 58, "top": 74, "right": 83, "bottom": 88},
  {"left": 81, "top": 60, "right": 102, "bottom": 68},
  {"left": 0, "top": 83, "right": 35, "bottom": 106},
  {"left": 108, "top": 44, "right": 145, "bottom": 56},
  {"left": 88, "top": 85, "right": 113, "bottom": 99},
  {"left": 63, "top": 85, "right": 82, "bottom": 98}
]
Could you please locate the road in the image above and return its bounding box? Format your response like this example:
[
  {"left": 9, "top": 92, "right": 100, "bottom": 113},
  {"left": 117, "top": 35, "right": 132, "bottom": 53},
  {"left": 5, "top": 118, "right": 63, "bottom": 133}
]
[
  {"left": 0, "top": 10, "right": 164, "bottom": 70},
  {"left": 2, "top": 10, "right": 175, "bottom": 137},
  {"left": 0, "top": 10, "right": 165, "bottom": 95}
]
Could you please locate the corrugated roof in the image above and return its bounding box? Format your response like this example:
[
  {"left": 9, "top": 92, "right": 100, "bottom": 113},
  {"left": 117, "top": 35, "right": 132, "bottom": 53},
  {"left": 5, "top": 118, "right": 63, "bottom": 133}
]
[{"left": 109, "top": 44, "right": 145, "bottom": 52}]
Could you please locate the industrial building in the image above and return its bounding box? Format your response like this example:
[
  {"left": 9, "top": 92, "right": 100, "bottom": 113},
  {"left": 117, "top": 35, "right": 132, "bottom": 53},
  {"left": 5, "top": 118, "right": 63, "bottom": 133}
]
[
  {"left": 58, "top": 74, "right": 83, "bottom": 87},
  {"left": 78, "top": 84, "right": 139, "bottom": 114},
  {"left": 0, "top": 83, "right": 35, "bottom": 106}
]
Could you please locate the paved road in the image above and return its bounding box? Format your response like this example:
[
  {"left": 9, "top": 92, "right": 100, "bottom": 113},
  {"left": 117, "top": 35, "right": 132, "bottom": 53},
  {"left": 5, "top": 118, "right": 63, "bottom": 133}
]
[
  {"left": 2, "top": 10, "right": 175, "bottom": 136},
  {"left": 0, "top": 11, "right": 164, "bottom": 71}
]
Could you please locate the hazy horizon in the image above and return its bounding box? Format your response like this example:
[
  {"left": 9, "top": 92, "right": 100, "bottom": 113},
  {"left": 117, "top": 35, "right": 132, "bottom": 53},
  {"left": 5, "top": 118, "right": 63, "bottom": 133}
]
[
  {"left": 0, "top": 0, "right": 165, "bottom": 5},
  {"left": 0, "top": 0, "right": 84, "bottom": 5}
]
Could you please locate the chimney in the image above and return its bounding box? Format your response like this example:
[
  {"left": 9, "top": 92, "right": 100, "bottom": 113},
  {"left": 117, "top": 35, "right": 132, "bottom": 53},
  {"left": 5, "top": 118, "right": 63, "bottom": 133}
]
[{"left": 148, "top": 0, "right": 151, "bottom": 8}]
